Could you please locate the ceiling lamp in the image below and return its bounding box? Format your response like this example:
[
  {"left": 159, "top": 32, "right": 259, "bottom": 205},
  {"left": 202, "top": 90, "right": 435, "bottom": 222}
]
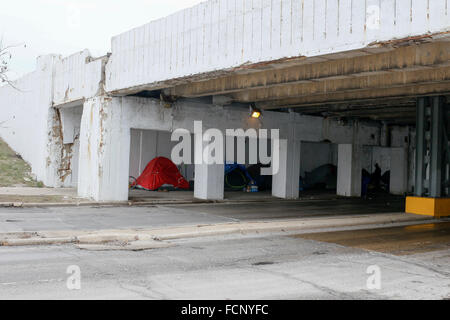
[{"left": 250, "top": 105, "right": 262, "bottom": 119}]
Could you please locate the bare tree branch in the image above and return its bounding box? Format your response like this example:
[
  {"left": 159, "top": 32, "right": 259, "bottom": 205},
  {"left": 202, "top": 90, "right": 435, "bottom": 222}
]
[
  {"left": 0, "top": 119, "right": 9, "bottom": 128},
  {"left": 0, "top": 38, "right": 26, "bottom": 91}
]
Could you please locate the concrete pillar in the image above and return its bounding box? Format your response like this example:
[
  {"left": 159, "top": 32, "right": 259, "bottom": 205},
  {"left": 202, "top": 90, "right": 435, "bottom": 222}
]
[
  {"left": 380, "top": 122, "right": 390, "bottom": 147},
  {"left": 78, "top": 96, "right": 130, "bottom": 202},
  {"left": 390, "top": 148, "right": 408, "bottom": 195},
  {"left": 272, "top": 139, "right": 301, "bottom": 199},
  {"left": 194, "top": 137, "right": 224, "bottom": 200},
  {"left": 337, "top": 144, "right": 362, "bottom": 197}
]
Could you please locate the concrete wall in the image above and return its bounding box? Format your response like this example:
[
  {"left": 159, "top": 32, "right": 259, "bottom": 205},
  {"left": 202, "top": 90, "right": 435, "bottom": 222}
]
[
  {"left": 123, "top": 97, "right": 387, "bottom": 146},
  {"left": 300, "top": 142, "right": 337, "bottom": 177},
  {"left": 322, "top": 119, "right": 381, "bottom": 146},
  {"left": 0, "top": 55, "right": 60, "bottom": 186},
  {"left": 105, "top": 0, "right": 450, "bottom": 93},
  {"left": 0, "top": 54, "right": 413, "bottom": 196},
  {"left": 53, "top": 50, "right": 105, "bottom": 106},
  {"left": 390, "top": 147, "right": 408, "bottom": 195},
  {"left": 129, "top": 129, "right": 196, "bottom": 182},
  {"left": 0, "top": 50, "right": 106, "bottom": 188},
  {"left": 59, "top": 105, "right": 83, "bottom": 187},
  {"left": 129, "top": 129, "right": 178, "bottom": 179},
  {"left": 130, "top": 120, "right": 389, "bottom": 188},
  {"left": 391, "top": 125, "right": 415, "bottom": 193},
  {"left": 78, "top": 95, "right": 406, "bottom": 200},
  {"left": 0, "top": 3, "right": 424, "bottom": 198},
  {"left": 362, "top": 146, "right": 391, "bottom": 175}
]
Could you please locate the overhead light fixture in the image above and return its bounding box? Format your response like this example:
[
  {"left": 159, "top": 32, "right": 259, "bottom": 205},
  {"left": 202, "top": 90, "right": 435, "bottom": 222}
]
[{"left": 250, "top": 105, "right": 262, "bottom": 119}]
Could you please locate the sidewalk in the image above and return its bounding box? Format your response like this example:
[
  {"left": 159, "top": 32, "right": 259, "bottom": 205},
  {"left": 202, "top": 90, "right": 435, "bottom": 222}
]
[
  {"left": 0, "top": 187, "right": 437, "bottom": 250},
  {"left": 0, "top": 200, "right": 437, "bottom": 249},
  {"left": 0, "top": 212, "right": 436, "bottom": 250},
  {"left": 0, "top": 187, "right": 340, "bottom": 207}
]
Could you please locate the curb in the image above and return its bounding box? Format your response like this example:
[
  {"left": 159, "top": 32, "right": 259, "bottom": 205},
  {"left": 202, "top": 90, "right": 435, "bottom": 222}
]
[
  {"left": 0, "top": 212, "right": 436, "bottom": 247},
  {"left": 0, "top": 196, "right": 346, "bottom": 208},
  {"left": 76, "top": 240, "right": 175, "bottom": 251},
  {"left": 147, "top": 213, "right": 435, "bottom": 241},
  {"left": 0, "top": 237, "right": 76, "bottom": 246},
  {"left": 0, "top": 201, "right": 127, "bottom": 208}
]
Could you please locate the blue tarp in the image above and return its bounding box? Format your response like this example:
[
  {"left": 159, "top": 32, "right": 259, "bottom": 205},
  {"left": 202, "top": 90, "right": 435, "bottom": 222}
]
[{"left": 225, "top": 163, "right": 254, "bottom": 182}]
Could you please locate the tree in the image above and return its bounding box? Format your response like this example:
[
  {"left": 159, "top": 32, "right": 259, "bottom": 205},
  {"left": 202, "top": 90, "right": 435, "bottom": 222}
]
[
  {"left": 0, "top": 40, "right": 24, "bottom": 88},
  {"left": 0, "top": 40, "right": 24, "bottom": 127},
  {"left": 0, "top": 40, "right": 12, "bottom": 85}
]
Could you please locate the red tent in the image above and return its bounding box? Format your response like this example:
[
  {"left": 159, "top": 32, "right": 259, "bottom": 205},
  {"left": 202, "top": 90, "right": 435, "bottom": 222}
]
[{"left": 135, "top": 157, "right": 189, "bottom": 191}]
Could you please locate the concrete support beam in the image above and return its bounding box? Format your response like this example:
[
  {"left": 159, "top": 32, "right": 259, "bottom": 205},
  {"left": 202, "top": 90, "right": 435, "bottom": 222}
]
[
  {"left": 194, "top": 139, "right": 225, "bottom": 201},
  {"left": 257, "top": 82, "right": 450, "bottom": 109},
  {"left": 166, "top": 42, "right": 450, "bottom": 99},
  {"left": 390, "top": 148, "right": 408, "bottom": 195},
  {"left": 272, "top": 139, "right": 301, "bottom": 199},
  {"left": 337, "top": 144, "right": 362, "bottom": 197},
  {"left": 236, "top": 67, "right": 450, "bottom": 105},
  {"left": 78, "top": 96, "right": 130, "bottom": 202}
]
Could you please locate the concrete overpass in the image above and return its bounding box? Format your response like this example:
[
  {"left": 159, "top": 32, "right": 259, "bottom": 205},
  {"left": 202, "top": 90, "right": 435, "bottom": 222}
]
[{"left": 0, "top": 0, "right": 449, "bottom": 217}]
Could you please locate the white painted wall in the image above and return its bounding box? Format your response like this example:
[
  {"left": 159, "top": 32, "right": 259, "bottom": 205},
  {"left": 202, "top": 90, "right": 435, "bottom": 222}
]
[
  {"left": 362, "top": 146, "right": 391, "bottom": 175},
  {"left": 0, "top": 50, "right": 106, "bottom": 188},
  {"left": 105, "top": 0, "right": 450, "bottom": 93},
  {"left": 0, "top": 53, "right": 413, "bottom": 198},
  {"left": 0, "top": 2, "right": 423, "bottom": 197},
  {"left": 0, "top": 55, "right": 59, "bottom": 186},
  {"left": 53, "top": 50, "right": 105, "bottom": 106},
  {"left": 78, "top": 96, "right": 398, "bottom": 200},
  {"left": 129, "top": 129, "right": 179, "bottom": 179},
  {"left": 59, "top": 105, "right": 83, "bottom": 187}
]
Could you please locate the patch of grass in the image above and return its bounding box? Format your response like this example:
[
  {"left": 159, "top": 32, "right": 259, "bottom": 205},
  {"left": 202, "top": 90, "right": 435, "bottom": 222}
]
[{"left": 0, "top": 138, "right": 43, "bottom": 187}]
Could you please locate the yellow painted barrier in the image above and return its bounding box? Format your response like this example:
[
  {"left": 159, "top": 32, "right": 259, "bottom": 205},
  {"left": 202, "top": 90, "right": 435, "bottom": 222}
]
[{"left": 406, "top": 197, "right": 450, "bottom": 218}]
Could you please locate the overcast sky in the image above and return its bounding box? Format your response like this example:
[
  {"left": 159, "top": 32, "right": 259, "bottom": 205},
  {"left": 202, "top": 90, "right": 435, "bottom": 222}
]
[{"left": 1, "top": 0, "right": 203, "bottom": 79}]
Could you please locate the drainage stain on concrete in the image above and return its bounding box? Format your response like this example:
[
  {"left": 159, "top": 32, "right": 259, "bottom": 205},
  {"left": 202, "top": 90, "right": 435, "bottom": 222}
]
[
  {"left": 291, "top": 222, "right": 450, "bottom": 256},
  {"left": 252, "top": 261, "right": 275, "bottom": 266}
]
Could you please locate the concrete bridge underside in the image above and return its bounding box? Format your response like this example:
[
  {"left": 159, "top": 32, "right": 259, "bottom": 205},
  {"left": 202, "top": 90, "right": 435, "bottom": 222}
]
[
  {"left": 133, "top": 40, "right": 450, "bottom": 125},
  {"left": 104, "top": 38, "right": 449, "bottom": 216}
]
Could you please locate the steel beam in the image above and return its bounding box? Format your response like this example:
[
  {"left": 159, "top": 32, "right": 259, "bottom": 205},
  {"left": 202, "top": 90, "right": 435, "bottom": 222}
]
[
  {"left": 430, "top": 97, "right": 445, "bottom": 197},
  {"left": 415, "top": 96, "right": 450, "bottom": 198},
  {"left": 415, "top": 98, "right": 426, "bottom": 197}
]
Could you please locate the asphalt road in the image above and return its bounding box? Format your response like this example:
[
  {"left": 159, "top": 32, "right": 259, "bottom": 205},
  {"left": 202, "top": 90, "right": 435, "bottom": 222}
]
[{"left": 0, "top": 222, "right": 448, "bottom": 300}]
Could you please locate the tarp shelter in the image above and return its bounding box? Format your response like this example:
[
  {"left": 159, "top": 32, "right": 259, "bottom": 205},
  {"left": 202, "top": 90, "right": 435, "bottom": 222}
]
[{"left": 134, "top": 157, "right": 189, "bottom": 191}]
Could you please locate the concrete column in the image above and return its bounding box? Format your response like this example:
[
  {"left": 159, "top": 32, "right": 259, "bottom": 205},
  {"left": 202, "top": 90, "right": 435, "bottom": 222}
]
[
  {"left": 194, "top": 136, "right": 225, "bottom": 200},
  {"left": 380, "top": 122, "right": 390, "bottom": 147},
  {"left": 272, "top": 139, "right": 301, "bottom": 199},
  {"left": 337, "top": 144, "right": 362, "bottom": 197},
  {"left": 390, "top": 148, "right": 408, "bottom": 195},
  {"left": 78, "top": 96, "right": 130, "bottom": 202}
]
